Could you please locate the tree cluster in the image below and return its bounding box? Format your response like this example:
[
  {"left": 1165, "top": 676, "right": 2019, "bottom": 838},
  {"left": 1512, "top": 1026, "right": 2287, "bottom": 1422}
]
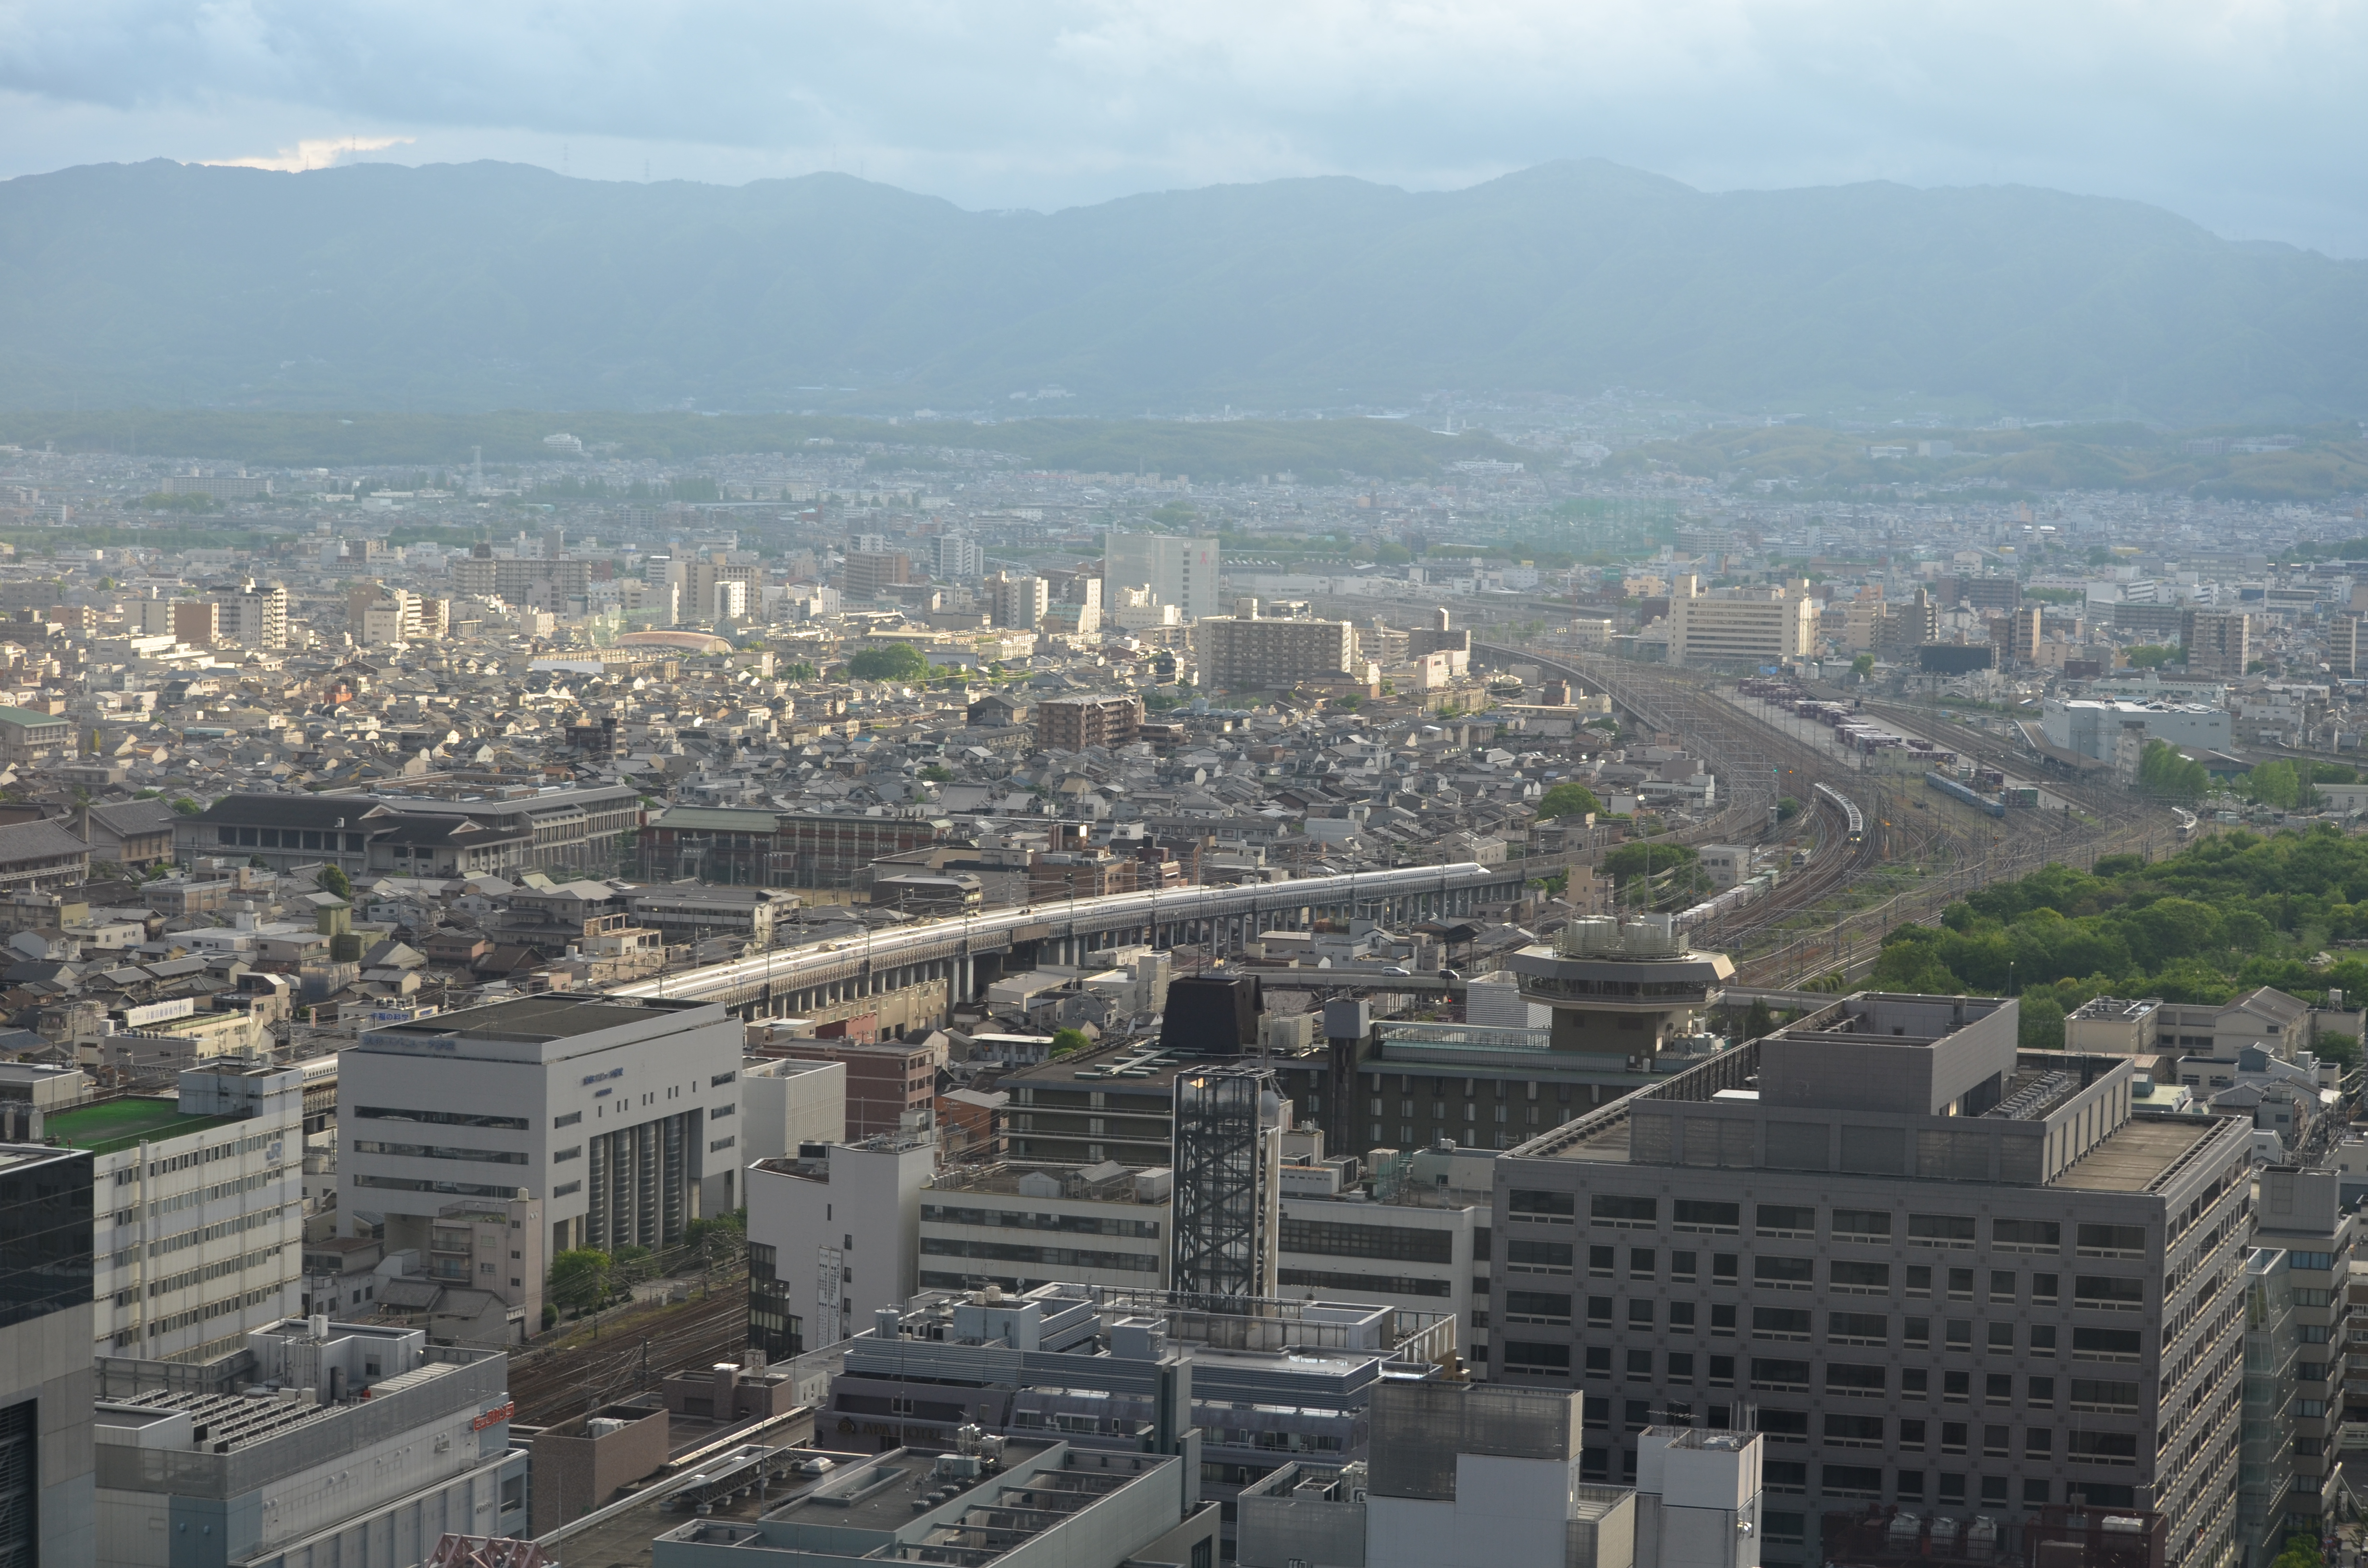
[{"left": 1871, "top": 826, "right": 2368, "bottom": 1049}]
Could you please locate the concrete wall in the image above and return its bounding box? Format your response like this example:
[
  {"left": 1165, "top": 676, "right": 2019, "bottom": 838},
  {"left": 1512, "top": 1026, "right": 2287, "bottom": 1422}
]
[
  {"left": 530, "top": 1400, "right": 670, "bottom": 1535},
  {"left": 4, "top": 1302, "right": 94, "bottom": 1567}
]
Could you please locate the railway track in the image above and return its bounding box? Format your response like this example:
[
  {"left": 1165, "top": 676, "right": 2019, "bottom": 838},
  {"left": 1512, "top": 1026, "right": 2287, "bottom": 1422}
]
[{"left": 507, "top": 1289, "right": 748, "bottom": 1427}]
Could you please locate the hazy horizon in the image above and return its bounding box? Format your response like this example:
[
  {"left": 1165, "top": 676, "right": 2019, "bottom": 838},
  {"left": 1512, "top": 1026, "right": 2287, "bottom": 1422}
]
[{"left": 4, "top": 0, "right": 2365, "bottom": 256}]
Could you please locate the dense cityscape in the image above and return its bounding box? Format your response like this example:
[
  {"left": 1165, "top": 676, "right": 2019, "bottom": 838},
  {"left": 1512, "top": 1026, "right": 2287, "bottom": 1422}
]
[{"left": 0, "top": 402, "right": 2359, "bottom": 1568}]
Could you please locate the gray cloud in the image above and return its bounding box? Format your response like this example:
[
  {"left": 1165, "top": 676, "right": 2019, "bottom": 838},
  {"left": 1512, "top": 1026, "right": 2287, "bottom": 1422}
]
[{"left": 3, "top": 0, "right": 2365, "bottom": 252}]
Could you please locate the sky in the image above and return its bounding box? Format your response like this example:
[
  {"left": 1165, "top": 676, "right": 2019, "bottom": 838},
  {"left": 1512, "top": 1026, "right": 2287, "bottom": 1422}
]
[{"left": 2, "top": 0, "right": 2366, "bottom": 255}]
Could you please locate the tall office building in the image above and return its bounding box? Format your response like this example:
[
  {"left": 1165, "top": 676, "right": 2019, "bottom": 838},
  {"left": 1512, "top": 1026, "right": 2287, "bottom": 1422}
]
[
  {"left": 340, "top": 995, "right": 743, "bottom": 1262},
  {"left": 1667, "top": 578, "right": 1818, "bottom": 669},
  {"left": 1106, "top": 532, "right": 1221, "bottom": 622},
  {"left": 1487, "top": 991, "right": 2252, "bottom": 1568},
  {"left": 0, "top": 1140, "right": 96, "bottom": 1564}
]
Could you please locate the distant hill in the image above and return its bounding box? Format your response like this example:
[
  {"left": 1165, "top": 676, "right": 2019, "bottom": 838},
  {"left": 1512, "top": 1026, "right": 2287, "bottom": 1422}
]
[{"left": 3, "top": 158, "right": 2365, "bottom": 421}]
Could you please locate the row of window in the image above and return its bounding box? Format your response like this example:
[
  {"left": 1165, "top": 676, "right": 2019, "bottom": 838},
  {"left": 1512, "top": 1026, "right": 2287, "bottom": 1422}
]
[
  {"left": 217, "top": 826, "right": 368, "bottom": 852},
  {"left": 917, "top": 1237, "right": 1161, "bottom": 1273},
  {"left": 922, "top": 1204, "right": 1163, "bottom": 1240},
  {"left": 1559, "top": 1247, "right": 2132, "bottom": 1306},
  {"left": 1280, "top": 1218, "right": 1454, "bottom": 1264},
  {"left": 1511, "top": 1193, "right": 2147, "bottom": 1255},
  {"left": 1505, "top": 1329, "right": 2144, "bottom": 1382},
  {"left": 354, "top": 1106, "right": 530, "bottom": 1130},
  {"left": 352, "top": 1140, "right": 528, "bottom": 1165}
]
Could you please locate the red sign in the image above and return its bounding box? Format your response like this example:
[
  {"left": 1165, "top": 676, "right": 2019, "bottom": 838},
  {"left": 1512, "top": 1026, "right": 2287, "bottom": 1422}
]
[{"left": 472, "top": 1402, "right": 516, "bottom": 1432}]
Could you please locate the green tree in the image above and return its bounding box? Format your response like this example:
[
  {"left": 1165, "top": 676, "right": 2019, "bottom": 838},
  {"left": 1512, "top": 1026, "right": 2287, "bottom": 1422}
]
[
  {"left": 2136, "top": 740, "right": 2207, "bottom": 803},
  {"left": 847, "top": 643, "right": 929, "bottom": 682},
  {"left": 1776, "top": 795, "right": 1802, "bottom": 821},
  {"left": 2270, "top": 1534, "right": 2321, "bottom": 1568},
  {"left": 316, "top": 864, "right": 351, "bottom": 899},
  {"left": 547, "top": 1248, "right": 612, "bottom": 1323},
  {"left": 1740, "top": 999, "right": 1775, "bottom": 1041},
  {"left": 2125, "top": 644, "right": 2181, "bottom": 669},
  {"left": 1536, "top": 783, "right": 1605, "bottom": 820},
  {"left": 2311, "top": 1029, "right": 2361, "bottom": 1071},
  {"left": 2242, "top": 760, "right": 2303, "bottom": 810},
  {"left": 918, "top": 764, "right": 953, "bottom": 783},
  {"left": 610, "top": 1244, "right": 660, "bottom": 1288},
  {"left": 1850, "top": 652, "right": 1875, "bottom": 679},
  {"left": 785, "top": 661, "right": 818, "bottom": 682},
  {"left": 1332, "top": 694, "right": 1364, "bottom": 711},
  {"left": 170, "top": 796, "right": 202, "bottom": 815},
  {"left": 1050, "top": 1028, "right": 1090, "bottom": 1057}
]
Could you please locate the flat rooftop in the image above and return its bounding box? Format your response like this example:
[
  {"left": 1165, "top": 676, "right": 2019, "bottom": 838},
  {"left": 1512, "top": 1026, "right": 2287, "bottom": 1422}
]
[
  {"left": 2053, "top": 1114, "right": 2225, "bottom": 1192},
  {"left": 766, "top": 1439, "right": 1063, "bottom": 1534},
  {"left": 368, "top": 993, "right": 690, "bottom": 1044},
  {"left": 46, "top": 1097, "right": 236, "bottom": 1155},
  {"left": 544, "top": 1443, "right": 859, "bottom": 1568}
]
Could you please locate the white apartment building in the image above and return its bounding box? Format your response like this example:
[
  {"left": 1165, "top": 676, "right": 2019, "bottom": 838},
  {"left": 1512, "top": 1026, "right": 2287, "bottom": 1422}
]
[
  {"left": 746, "top": 1125, "right": 935, "bottom": 1346},
  {"left": 936, "top": 533, "right": 983, "bottom": 582},
  {"left": 206, "top": 579, "right": 289, "bottom": 649},
  {"left": 986, "top": 573, "right": 1048, "bottom": 631},
  {"left": 52, "top": 1063, "right": 305, "bottom": 1363},
  {"left": 338, "top": 994, "right": 743, "bottom": 1262},
  {"left": 1106, "top": 532, "right": 1221, "bottom": 621},
  {"left": 1668, "top": 578, "right": 1818, "bottom": 668}
]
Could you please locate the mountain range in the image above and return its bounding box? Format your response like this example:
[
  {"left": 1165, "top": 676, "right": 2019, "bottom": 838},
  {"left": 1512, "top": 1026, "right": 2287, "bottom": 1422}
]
[{"left": 2, "top": 157, "right": 2363, "bottom": 421}]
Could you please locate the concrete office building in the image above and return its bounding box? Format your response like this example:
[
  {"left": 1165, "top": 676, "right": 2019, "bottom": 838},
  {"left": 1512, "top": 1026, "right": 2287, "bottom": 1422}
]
[
  {"left": 920, "top": 1163, "right": 1172, "bottom": 1293},
  {"left": 739, "top": 1057, "right": 848, "bottom": 1162},
  {"left": 746, "top": 1123, "right": 936, "bottom": 1347},
  {"left": 763, "top": 1035, "right": 946, "bottom": 1139},
  {"left": 0, "top": 1140, "right": 97, "bottom": 1566},
  {"left": 49, "top": 1063, "right": 305, "bottom": 1362},
  {"left": 2246, "top": 1166, "right": 2353, "bottom": 1556},
  {"left": 2042, "top": 698, "right": 2232, "bottom": 761},
  {"left": 831, "top": 1282, "right": 1455, "bottom": 1547},
  {"left": 1668, "top": 579, "right": 1818, "bottom": 669},
  {"left": 1238, "top": 1384, "right": 1762, "bottom": 1568},
  {"left": 1484, "top": 992, "right": 2255, "bottom": 1568},
  {"left": 339, "top": 994, "right": 744, "bottom": 1261},
  {"left": 1106, "top": 532, "right": 1221, "bottom": 622},
  {"left": 1279, "top": 1139, "right": 1491, "bottom": 1360},
  {"left": 92, "top": 1319, "right": 527, "bottom": 1568}
]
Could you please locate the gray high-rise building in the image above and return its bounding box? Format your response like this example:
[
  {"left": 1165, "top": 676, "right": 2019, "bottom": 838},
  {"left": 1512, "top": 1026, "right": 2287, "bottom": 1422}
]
[
  {"left": 1488, "top": 991, "right": 2252, "bottom": 1568},
  {"left": 0, "top": 1141, "right": 96, "bottom": 1564}
]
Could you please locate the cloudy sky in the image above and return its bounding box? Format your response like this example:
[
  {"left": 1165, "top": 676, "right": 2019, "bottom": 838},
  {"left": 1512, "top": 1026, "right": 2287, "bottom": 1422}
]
[{"left": 3, "top": 0, "right": 2365, "bottom": 253}]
